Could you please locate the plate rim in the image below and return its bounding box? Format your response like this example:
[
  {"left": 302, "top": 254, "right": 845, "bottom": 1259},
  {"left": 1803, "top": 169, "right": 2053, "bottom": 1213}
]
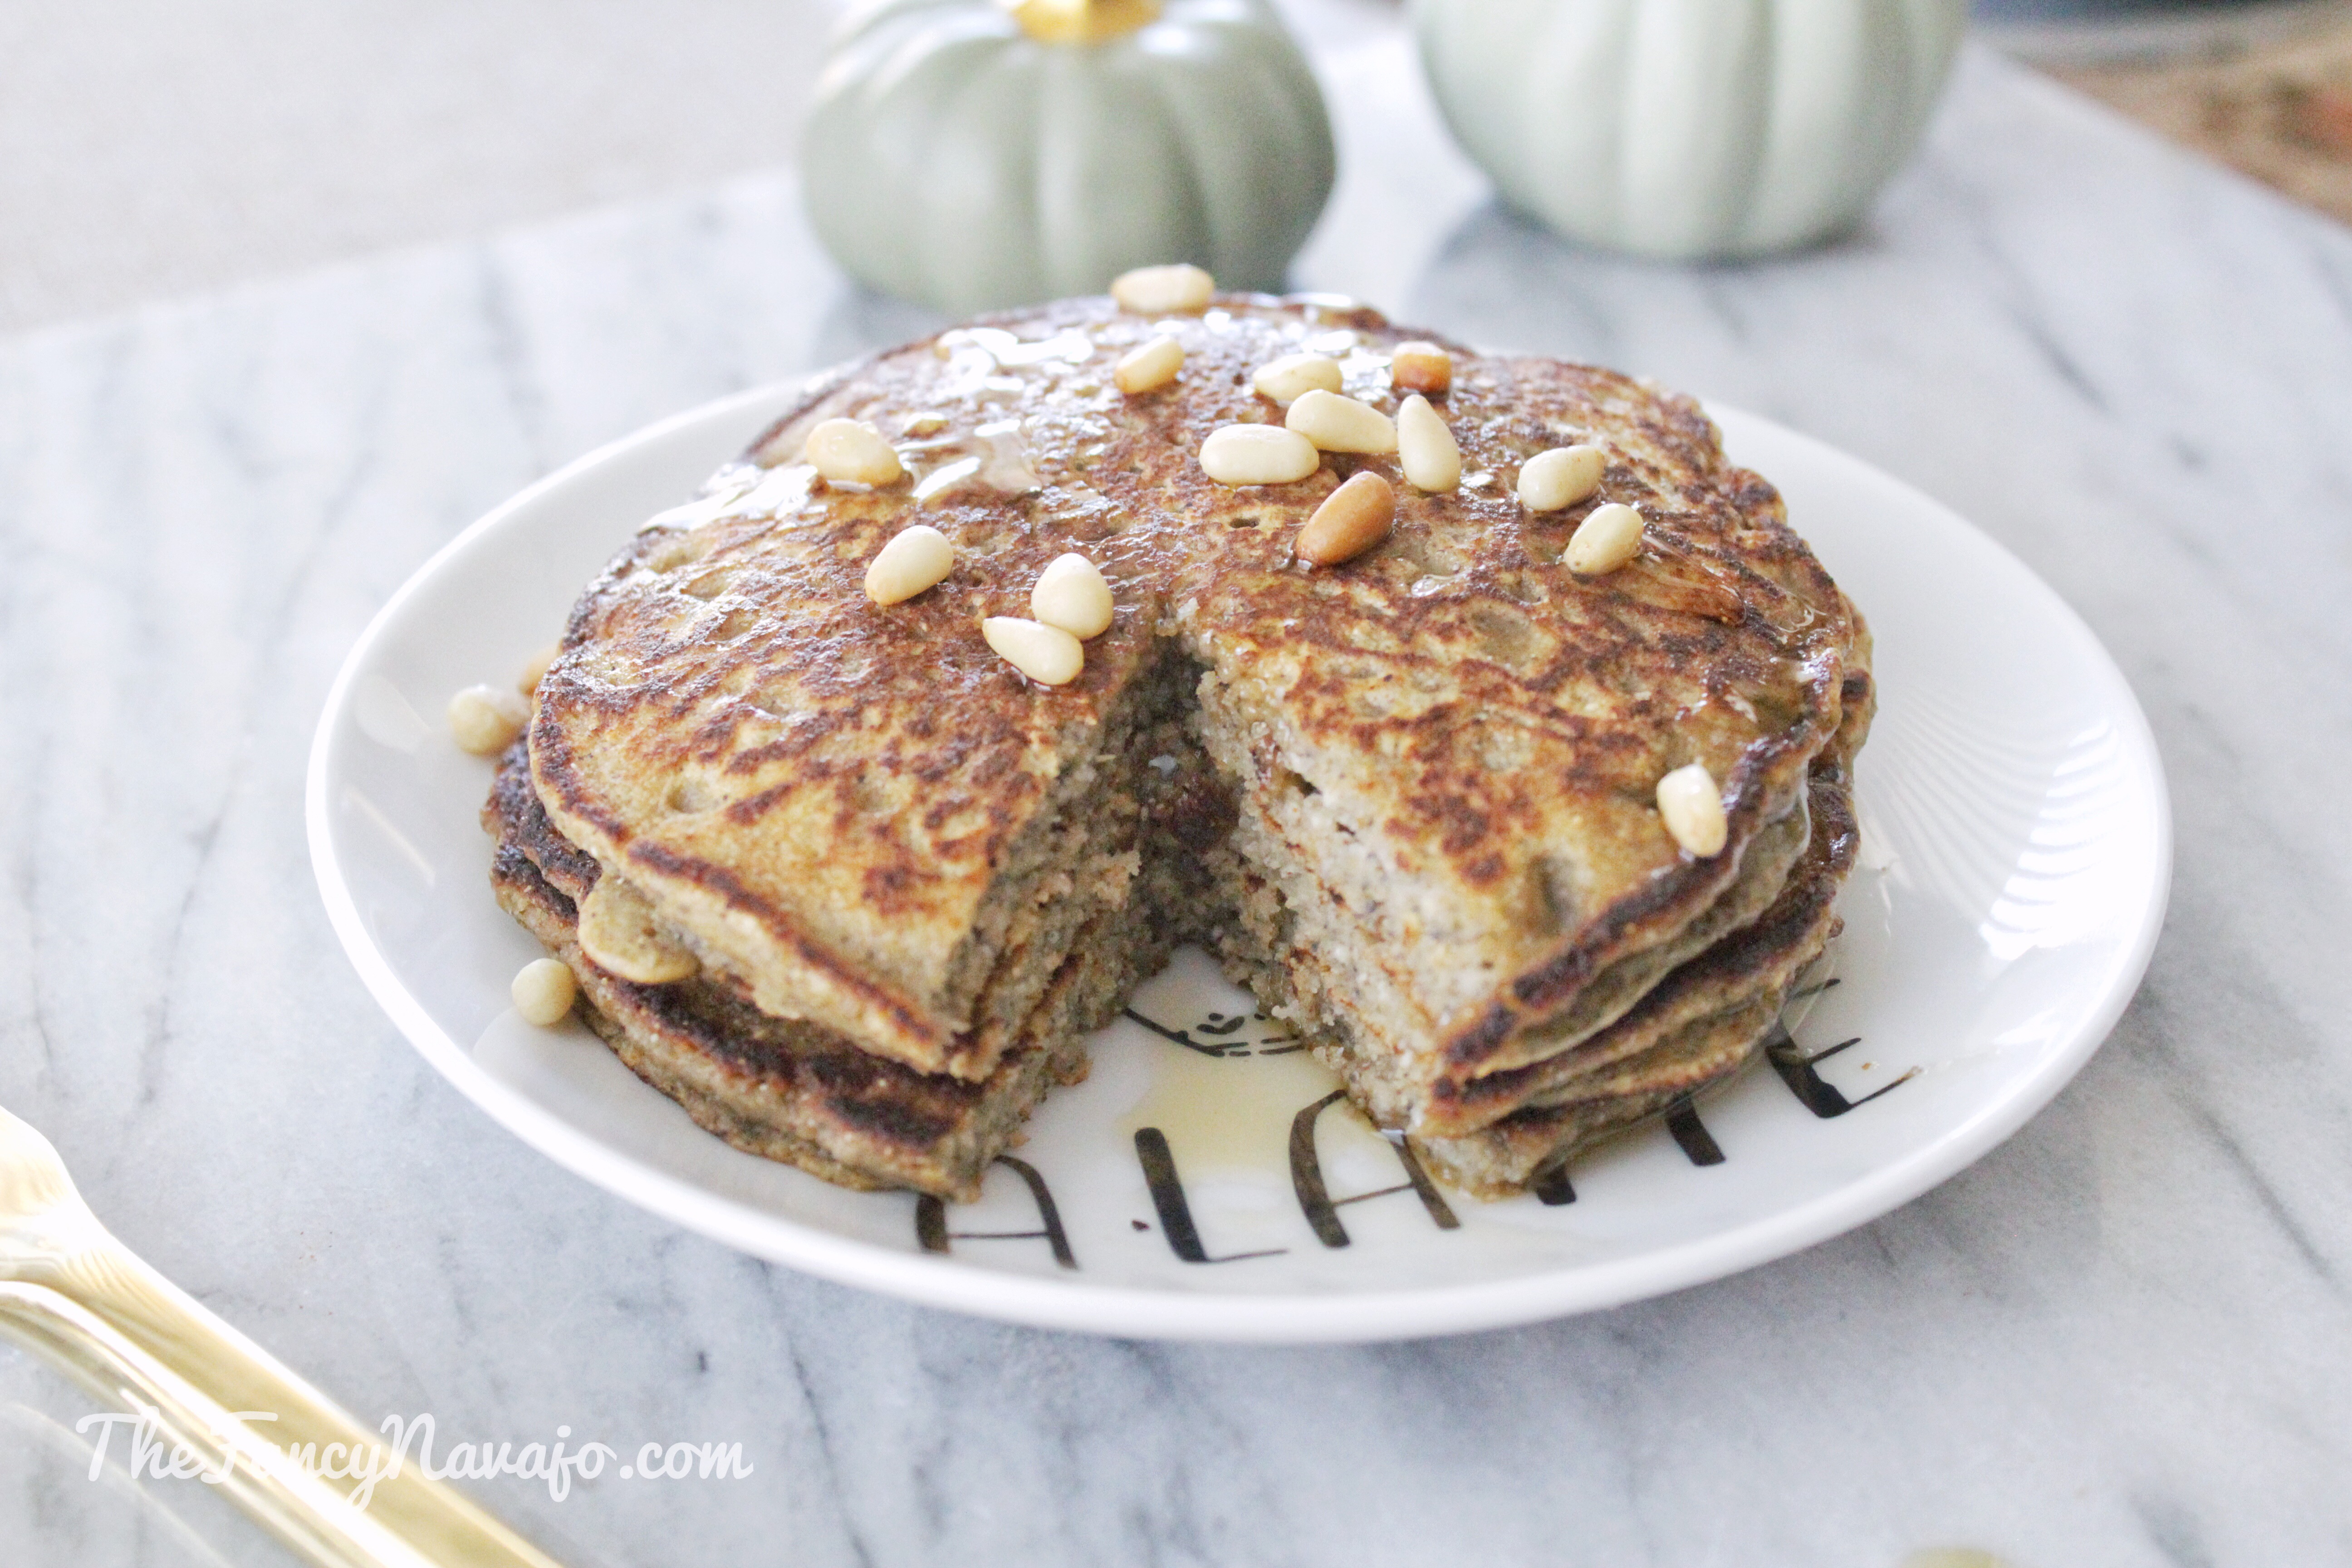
[{"left": 305, "top": 382, "right": 2173, "bottom": 1344}]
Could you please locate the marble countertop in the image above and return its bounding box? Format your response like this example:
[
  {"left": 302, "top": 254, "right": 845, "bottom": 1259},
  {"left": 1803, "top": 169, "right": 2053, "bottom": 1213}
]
[{"left": 4, "top": 24, "right": 2349, "bottom": 1568}]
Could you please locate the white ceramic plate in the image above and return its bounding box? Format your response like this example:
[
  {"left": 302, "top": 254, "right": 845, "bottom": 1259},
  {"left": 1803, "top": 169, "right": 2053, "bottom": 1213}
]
[{"left": 307, "top": 384, "right": 2170, "bottom": 1343}]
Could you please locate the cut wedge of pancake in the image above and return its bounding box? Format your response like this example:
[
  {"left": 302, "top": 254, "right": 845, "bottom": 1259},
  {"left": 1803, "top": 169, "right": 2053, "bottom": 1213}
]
[
  {"left": 497, "top": 292, "right": 1872, "bottom": 1195},
  {"left": 486, "top": 735, "right": 1216, "bottom": 1201}
]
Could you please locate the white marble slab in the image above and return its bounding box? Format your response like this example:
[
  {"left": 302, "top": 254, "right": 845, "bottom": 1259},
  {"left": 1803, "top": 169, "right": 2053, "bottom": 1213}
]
[{"left": 3, "top": 31, "right": 2349, "bottom": 1568}]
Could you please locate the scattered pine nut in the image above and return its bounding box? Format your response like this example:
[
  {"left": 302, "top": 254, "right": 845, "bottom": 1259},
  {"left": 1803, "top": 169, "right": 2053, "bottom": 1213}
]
[
  {"left": 1253, "top": 353, "right": 1344, "bottom": 407},
  {"left": 516, "top": 642, "right": 560, "bottom": 696},
  {"left": 1517, "top": 445, "right": 1607, "bottom": 511},
  {"left": 1115, "top": 335, "right": 1184, "bottom": 395},
  {"left": 1656, "top": 763, "right": 1728, "bottom": 857},
  {"left": 1200, "top": 424, "right": 1320, "bottom": 486},
  {"left": 511, "top": 958, "right": 578, "bottom": 1027},
  {"left": 1391, "top": 342, "right": 1452, "bottom": 396},
  {"left": 577, "top": 877, "right": 700, "bottom": 983},
  {"left": 984, "top": 617, "right": 1085, "bottom": 686},
  {"left": 1295, "top": 473, "right": 1396, "bottom": 566},
  {"left": 1284, "top": 389, "right": 1396, "bottom": 454},
  {"left": 1396, "top": 395, "right": 1460, "bottom": 493},
  {"left": 804, "top": 418, "right": 905, "bottom": 487},
  {"left": 1031, "top": 554, "right": 1115, "bottom": 638},
  {"left": 865, "top": 524, "right": 956, "bottom": 604},
  {"left": 448, "top": 684, "right": 528, "bottom": 755},
  {"left": 1565, "top": 503, "right": 1645, "bottom": 575},
  {"left": 1110, "top": 264, "right": 1214, "bottom": 314}
]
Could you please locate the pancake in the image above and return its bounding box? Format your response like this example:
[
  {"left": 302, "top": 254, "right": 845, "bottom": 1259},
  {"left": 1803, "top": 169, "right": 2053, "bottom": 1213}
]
[
  {"left": 500, "top": 291, "right": 1872, "bottom": 1195},
  {"left": 485, "top": 722, "right": 1219, "bottom": 1201},
  {"left": 1409, "top": 752, "right": 1860, "bottom": 1196}
]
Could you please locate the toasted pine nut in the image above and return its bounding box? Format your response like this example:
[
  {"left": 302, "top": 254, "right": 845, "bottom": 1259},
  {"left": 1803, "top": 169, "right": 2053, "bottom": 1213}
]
[
  {"left": 865, "top": 524, "right": 956, "bottom": 604},
  {"left": 1114, "top": 335, "right": 1184, "bottom": 394},
  {"left": 984, "top": 617, "right": 1085, "bottom": 686},
  {"left": 1517, "top": 445, "right": 1607, "bottom": 511},
  {"left": 511, "top": 958, "right": 578, "bottom": 1027},
  {"left": 1396, "top": 395, "right": 1460, "bottom": 494},
  {"left": 1285, "top": 389, "right": 1396, "bottom": 454},
  {"left": 1253, "top": 353, "right": 1344, "bottom": 407},
  {"left": 578, "top": 877, "right": 700, "bottom": 983},
  {"left": 1032, "top": 553, "right": 1115, "bottom": 639},
  {"left": 804, "top": 418, "right": 904, "bottom": 487},
  {"left": 1110, "top": 264, "right": 1214, "bottom": 314},
  {"left": 1565, "top": 503, "right": 1645, "bottom": 575},
  {"left": 448, "top": 684, "right": 528, "bottom": 755},
  {"left": 1656, "top": 763, "right": 1728, "bottom": 858},
  {"left": 1391, "top": 342, "right": 1452, "bottom": 396},
  {"left": 1295, "top": 472, "right": 1395, "bottom": 566},
  {"left": 516, "top": 642, "right": 560, "bottom": 695},
  {"left": 1200, "top": 424, "right": 1320, "bottom": 486}
]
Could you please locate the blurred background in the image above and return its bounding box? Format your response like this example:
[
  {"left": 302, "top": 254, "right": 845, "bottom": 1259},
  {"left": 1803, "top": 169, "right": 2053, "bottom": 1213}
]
[{"left": 1, "top": 0, "right": 2348, "bottom": 337}]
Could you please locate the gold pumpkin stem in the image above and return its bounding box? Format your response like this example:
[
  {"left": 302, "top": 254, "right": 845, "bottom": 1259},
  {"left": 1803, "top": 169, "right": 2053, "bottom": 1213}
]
[{"left": 1008, "top": 0, "right": 1162, "bottom": 45}]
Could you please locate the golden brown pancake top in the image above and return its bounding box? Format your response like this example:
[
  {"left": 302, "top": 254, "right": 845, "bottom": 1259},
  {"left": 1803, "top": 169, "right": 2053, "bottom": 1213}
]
[{"left": 529, "top": 294, "right": 1865, "bottom": 1077}]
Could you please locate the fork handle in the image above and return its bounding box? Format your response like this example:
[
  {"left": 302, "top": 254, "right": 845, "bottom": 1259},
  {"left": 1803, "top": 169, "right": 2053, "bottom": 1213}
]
[{"left": 0, "top": 1238, "right": 568, "bottom": 1568}]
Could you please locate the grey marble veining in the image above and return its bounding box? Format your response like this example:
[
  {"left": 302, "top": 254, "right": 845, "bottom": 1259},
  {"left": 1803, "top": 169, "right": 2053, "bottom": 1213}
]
[{"left": 3, "top": 29, "right": 2349, "bottom": 1568}]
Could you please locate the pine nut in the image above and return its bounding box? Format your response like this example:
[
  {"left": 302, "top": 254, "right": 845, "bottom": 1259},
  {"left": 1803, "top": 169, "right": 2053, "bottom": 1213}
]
[
  {"left": 511, "top": 958, "right": 578, "bottom": 1027},
  {"left": 1114, "top": 335, "right": 1184, "bottom": 394},
  {"left": 804, "top": 418, "right": 904, "bottom": 487},
  {"left": 1391, "top": 341, "right": 1452, "bottom": 396},
  {"left": 1285, "top": 389, "right": 1396, "bottom": 454},
  {"left": 1110, "top": 263, "right": 1214, "bottom": 314},
  {"left": 984, "top": 617, "right": 1085, "bottom": 686},
  {"left": 864, "top": 524, "right": 955, "bottom": 604},
  {"left": 1031, "top": 553, "right": 1115, "bottom": 639},
  {"left": 578, "top": 877, "right": 700, "bottom": 983},
  {"left": 1656, "top": 763, "right": 1728, "bottom": 858},
  {"left": 1253, "top": 352, "right": 1343, "bottom": 407},
  {"left": 1517, "top": 445, "right": 1607, "bottom": 511},
  {"left": 448, "top": 684, "right": 528, "bottom": 755},
  {"left": 1396, "top": 394, "right": 1460, "bottom": 493},
  {"left": 1200, "top": 424, "right": 1320, "bottom": 486},
  {"left": 516, "top": 642, "right": 560, "bottom": 695},
  {"left": 1295, "top": 472, "right": 1395, "bottom": 566},
  {"left": 1565, "top": 503, "right": 1645, "bottom": 575}
]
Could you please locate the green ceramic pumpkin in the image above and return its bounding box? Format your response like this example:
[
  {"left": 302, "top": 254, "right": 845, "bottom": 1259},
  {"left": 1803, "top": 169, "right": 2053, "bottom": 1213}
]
[
  {"left": 1412, "top": 0, "right": 1968, "bottom": 259},
  {"left": 801, "top": 0, "right": 1337, "bottom": 314}
]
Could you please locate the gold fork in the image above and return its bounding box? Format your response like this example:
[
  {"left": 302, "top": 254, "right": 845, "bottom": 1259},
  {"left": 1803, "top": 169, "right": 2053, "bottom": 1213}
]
[{"left": 0, "top": 1102, "right": 567, "bottom": 1567}]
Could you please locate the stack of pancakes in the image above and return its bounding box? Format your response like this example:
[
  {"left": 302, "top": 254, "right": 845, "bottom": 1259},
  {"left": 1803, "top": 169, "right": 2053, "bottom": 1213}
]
[{"left": 485, "top": 294, "right": 1871, "bottom": 1202}]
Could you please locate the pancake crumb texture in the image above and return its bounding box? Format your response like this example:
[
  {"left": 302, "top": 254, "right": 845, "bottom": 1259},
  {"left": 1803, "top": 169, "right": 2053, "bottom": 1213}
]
[{"left": 488, "top": 294, "right": 1872, "bottom": 1201}]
